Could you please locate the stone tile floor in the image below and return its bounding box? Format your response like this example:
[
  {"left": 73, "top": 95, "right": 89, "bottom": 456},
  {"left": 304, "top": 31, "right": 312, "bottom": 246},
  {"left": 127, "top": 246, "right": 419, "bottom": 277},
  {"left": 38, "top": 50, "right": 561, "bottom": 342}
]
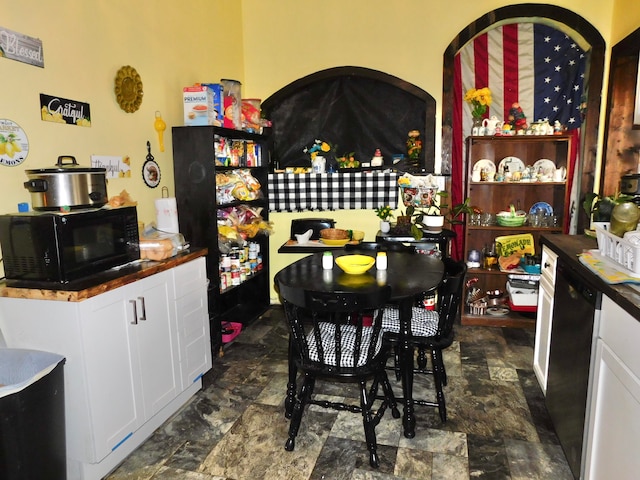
[{"left": 107, "top": 307, "right": 573, "bottom": 480}]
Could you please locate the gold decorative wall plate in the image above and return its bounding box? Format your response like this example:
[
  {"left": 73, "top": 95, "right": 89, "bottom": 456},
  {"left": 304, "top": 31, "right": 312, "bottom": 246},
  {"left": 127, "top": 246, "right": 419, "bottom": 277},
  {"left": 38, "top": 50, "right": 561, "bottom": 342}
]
[{"left": 114, "top": 65, "right": 143, "bottom": 113}]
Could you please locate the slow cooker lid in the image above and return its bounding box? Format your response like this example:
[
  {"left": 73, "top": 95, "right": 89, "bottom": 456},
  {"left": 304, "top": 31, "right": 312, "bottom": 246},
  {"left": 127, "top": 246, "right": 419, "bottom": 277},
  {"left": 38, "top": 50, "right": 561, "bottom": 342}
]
[{"left": 24, "top": 155, "right": 106, "bottom": 174}]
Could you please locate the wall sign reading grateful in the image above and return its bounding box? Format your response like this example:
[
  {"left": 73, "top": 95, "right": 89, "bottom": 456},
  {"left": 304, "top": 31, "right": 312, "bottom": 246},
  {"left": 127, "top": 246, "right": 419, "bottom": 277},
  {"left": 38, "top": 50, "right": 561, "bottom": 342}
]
[
  {"left": 0, "top": 25, "right": 44, "bottom": 68},
  {"left": 0, "top": 119, "right": 29, "bottom": 167},
  {"left": 40, "top": 93, "right": 91, "bottom": 127}
]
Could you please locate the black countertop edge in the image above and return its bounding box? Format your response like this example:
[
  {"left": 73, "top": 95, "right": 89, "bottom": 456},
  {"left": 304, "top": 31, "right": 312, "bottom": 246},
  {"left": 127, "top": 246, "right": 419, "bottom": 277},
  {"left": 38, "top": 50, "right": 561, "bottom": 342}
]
[{"left": 540, "top": 234, "right": 640, "bottom": 322}]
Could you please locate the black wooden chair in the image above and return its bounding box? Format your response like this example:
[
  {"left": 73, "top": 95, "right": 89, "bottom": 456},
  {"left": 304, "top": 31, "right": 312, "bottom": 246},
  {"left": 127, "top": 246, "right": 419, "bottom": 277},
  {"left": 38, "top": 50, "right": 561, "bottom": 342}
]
[
  {"left": 278, "top": 282, "right": 400, "bottom": 468},
  {"left": 381, "top": 258, "right": 467, "bottom": 423},
  {"left": 345, "top": 241, "right": 416, "bottom": 253}
]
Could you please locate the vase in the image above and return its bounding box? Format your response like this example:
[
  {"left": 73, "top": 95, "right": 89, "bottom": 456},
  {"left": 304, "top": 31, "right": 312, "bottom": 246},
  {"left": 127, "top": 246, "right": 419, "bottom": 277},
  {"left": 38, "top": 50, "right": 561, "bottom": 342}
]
[
  {"left": 380, "top": 220, "right": 391, "bottom": 233},
  {"left": 472, "top": 117, "right": 484, "bottom": 136}
]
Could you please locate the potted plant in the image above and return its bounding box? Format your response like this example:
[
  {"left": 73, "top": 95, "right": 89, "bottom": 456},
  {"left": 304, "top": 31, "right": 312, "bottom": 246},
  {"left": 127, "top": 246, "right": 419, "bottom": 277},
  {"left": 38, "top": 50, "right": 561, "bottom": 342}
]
[
  {"left": 447, "top": 196, "right": 475, "bottom": 226},
  {"left": 422, "top": 191, "right": 448, "bottom": 232},
  {"left": 583, "top": 191, "right": 635, "bottom": 224},
  {"left": 374, "top": 205, "right": 394, "bottom": 233},
  {"left": 391, "top": 205, "right": 426, "bottom": 240}
]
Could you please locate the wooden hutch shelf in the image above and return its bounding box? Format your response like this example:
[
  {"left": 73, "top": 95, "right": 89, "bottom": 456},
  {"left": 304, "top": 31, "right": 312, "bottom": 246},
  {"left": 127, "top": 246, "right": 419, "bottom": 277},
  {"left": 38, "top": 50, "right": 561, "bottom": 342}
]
[{"left": 462, "top": 134, "right": 571, "bottom": 328}]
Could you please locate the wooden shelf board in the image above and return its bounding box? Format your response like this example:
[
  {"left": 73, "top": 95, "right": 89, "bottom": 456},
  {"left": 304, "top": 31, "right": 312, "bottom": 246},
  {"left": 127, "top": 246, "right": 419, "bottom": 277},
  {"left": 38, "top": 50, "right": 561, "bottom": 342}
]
[{"left": 461, "top": 313, "right": 536, "bottom": 328}]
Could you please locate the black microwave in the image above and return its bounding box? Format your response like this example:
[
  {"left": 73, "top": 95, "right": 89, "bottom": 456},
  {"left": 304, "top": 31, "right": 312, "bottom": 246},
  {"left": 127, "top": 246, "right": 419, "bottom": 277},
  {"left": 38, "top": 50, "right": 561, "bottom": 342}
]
[{"left": 0, "top": 206, "right": 140, "bottom": 287}]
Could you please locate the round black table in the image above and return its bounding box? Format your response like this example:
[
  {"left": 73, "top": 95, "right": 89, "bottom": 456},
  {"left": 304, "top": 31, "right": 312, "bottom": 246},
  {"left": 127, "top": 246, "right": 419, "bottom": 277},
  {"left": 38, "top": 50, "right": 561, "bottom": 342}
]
[{"left": 274, "top": 251, "right": 445, "bottom": 438}]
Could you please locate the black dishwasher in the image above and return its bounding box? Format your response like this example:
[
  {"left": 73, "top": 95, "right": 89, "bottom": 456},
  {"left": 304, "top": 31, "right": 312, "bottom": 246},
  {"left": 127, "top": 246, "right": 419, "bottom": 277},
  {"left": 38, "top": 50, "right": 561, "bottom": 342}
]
[{"left": 545, "top": 260, "right": 600, "bottom": 479}]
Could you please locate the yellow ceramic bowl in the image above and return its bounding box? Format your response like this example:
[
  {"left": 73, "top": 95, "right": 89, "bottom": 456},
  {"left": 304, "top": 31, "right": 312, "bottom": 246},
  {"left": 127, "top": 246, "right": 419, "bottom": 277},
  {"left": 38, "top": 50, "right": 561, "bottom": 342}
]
[
  {"left": 321, "top": 238, "right": 350, "bottom": 246},
  {"left": 335, "top": 254, "right": 375, "bottom": 275}
]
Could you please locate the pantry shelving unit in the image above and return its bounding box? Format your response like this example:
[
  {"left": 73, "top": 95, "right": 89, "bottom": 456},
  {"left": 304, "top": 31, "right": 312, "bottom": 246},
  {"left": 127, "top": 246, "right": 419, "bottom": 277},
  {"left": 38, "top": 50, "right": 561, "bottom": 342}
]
[{"left": 172, "top": 126, "right": 270, "bottom": 355}]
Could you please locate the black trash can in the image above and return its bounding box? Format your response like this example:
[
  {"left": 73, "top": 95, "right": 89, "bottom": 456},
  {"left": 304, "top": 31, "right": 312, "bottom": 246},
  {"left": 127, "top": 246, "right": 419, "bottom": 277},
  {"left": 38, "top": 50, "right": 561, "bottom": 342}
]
[{"left": 0, "top": 349, "right": 66, "bottom": 480}]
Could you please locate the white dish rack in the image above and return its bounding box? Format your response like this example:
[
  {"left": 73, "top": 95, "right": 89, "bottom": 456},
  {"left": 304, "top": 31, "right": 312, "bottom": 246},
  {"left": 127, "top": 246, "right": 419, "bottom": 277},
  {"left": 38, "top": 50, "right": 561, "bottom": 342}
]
[{"left": 594, "top": 223, "right": 640, "bottom": 276}]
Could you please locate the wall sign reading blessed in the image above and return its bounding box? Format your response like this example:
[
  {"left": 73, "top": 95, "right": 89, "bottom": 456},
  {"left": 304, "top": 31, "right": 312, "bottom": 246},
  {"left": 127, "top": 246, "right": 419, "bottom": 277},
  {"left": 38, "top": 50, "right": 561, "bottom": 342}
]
[
  {"left": 40, "top": 93, "right": 91, "bottom": 127},
  {"left": 0, "top": 26, "right": 44, "bottom": 68}
]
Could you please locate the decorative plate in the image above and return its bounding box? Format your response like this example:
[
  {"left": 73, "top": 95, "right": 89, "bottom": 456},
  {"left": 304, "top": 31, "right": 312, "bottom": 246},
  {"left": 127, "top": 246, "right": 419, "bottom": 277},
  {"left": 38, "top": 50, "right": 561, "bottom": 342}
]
[
  {"left": 143, "top": 159, "right": 161, "bottom": 188},
  {"left": 114, "top": 65, "right": 143, "bottom": 113},
  {"left": 472, "top": 159, "right": 497, "bottom": 174},
  {"left": 529, "top": 201, "right": 553, "bottom": 215},
  {"left": 487, "top": 306, "right": 510, "bottom": 316},
  {"left": 533, "top": 158, "right": 556, "bottom": 175},
  {"left": 498, "top": 156, "right": 525, "bottom": 174}
]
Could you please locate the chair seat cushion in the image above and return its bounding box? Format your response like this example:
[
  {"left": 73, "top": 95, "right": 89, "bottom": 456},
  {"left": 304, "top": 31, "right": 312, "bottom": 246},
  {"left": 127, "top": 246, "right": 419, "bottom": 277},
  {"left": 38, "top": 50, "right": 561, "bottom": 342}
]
[
  {"left": 307, "top": 323, "right": 383, "bottom": 367},
  {"left": 382, "top": 306, "right": 439, "bottom": 337}
]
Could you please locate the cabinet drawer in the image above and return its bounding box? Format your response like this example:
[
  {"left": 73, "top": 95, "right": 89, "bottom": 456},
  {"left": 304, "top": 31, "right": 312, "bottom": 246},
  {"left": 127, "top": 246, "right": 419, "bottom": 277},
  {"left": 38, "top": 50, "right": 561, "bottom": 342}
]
[
  {"left": 172, "top": 257, "right": 207, "bottom": 299},
  {"left": 540, "top": 246, "right": 558, "bottom": 285}
]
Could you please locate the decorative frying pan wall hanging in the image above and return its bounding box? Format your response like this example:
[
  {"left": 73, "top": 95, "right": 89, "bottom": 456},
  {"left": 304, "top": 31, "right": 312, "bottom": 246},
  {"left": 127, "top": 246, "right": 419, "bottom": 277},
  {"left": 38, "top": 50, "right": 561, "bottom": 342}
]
[{"left": 142, "top": 141, "right": 160, "bottom": 188}]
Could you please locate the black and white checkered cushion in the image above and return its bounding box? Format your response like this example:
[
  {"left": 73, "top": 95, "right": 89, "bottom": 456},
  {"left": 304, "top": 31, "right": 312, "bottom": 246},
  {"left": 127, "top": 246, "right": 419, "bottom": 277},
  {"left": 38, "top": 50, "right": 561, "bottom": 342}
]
[
  {"left": 306, "top": 322, "right": 383, "bottom": 368},
  {"left": 382, "top": 306, "right": 439, "bottom": 337}
]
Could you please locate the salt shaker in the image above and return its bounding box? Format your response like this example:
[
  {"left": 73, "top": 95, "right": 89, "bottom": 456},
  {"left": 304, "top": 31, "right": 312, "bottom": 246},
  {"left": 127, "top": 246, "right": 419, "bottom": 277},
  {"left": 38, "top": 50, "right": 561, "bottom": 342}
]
[
  {"left": 376, "top": 251, "right": 387, "bottom": 270},
  {"left": 322, "top": 251, "right": 333, "bottom": 270}
]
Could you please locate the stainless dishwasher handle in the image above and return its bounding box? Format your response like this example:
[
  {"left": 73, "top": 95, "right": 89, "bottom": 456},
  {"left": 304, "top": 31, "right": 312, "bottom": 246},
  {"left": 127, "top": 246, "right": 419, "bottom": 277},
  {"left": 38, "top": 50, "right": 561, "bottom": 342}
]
[
  {"left": 138, "top": 296, "right": 147, "bottom": 321},
  {"left": 130, "top": 300, "right": 138, "bottom": 325}
]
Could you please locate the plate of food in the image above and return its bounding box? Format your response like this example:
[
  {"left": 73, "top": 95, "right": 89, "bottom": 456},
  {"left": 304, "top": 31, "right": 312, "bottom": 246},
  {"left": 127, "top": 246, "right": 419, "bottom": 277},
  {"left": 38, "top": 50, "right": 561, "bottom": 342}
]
[
  {"left": 533, "top": 159, "right": 556, "bottom": 176},
  {"left": 472, "top": 159, "right": 496, "bottom": 175},
  {"left": 498, "top": 156, "right": 525, "bottom": 174},
  {"left": 529, "top": 201, "right": 553, "bottom": 215}
]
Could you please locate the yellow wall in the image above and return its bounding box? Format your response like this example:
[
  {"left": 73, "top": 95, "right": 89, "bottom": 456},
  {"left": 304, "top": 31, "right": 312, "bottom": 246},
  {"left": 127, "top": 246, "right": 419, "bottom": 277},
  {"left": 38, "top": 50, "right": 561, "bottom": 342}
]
[
  {"left": 1, "top": 0, "right": 637, "bottom": 303},
  {"left": 612, "top": 0, "right": 640, "bottom": 43},
  {"left": 0, "top": 0, "right": 244, "bottom": 229}
]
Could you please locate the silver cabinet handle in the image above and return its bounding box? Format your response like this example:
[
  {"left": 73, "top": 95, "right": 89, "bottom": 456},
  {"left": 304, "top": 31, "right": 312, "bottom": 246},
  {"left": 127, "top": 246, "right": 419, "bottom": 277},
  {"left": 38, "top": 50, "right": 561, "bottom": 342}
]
[
  {"left": 130, "top": 299, "right": 138, "bottom": 325},
  {"left": 138, "top": 296, "right": 147, "bottom": 321}
]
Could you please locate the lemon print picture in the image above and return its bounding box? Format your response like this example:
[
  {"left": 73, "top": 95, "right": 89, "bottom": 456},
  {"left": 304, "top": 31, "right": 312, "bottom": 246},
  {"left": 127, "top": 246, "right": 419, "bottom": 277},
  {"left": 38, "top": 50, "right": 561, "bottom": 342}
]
[{"left": 0, "top": 119, "right": 29, "bottom": 167}]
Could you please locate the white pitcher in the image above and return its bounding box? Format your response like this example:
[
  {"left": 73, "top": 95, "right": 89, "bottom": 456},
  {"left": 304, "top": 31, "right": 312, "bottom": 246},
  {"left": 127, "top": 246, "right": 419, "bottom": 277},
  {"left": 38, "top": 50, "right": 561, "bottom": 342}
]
[
  {"left": 553, "top": 166, "right": 567, "bottom": 182},
  {"left": 482, "top": 116, "right": 503, "bottom": 135}
]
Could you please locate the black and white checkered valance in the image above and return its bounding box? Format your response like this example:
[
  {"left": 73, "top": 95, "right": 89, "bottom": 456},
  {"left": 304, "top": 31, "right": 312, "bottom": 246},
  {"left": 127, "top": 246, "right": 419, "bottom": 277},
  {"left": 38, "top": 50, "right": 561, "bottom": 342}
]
[{"left": 268, "top": 172, "right": 399, "bottom": 212}]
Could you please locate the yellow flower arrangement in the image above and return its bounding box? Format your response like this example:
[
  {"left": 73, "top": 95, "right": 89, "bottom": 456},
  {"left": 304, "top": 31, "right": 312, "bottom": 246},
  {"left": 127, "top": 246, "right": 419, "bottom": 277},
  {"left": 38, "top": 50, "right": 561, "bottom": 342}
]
[
  {"left": 464, "top": 87, "right": 492, "bottom": 119},
  {"left": 303, "top": 139, "right": 333, "bottom": 160}
]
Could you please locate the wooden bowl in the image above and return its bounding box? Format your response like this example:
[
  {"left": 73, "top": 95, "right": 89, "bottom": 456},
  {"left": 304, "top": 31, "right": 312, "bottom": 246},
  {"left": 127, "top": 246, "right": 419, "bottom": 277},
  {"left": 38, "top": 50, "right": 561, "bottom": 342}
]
[{"left": 320, "top": 228, "right": 349, "bottom": 240}]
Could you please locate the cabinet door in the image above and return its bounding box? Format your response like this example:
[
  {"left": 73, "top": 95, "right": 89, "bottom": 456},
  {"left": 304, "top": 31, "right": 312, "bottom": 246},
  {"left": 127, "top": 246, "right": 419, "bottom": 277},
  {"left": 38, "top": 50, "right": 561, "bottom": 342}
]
[
  {"left": 132, "top": 270, "right": 180, "bottom": 419},
  {"left": 81, "top": 287, "right": 141, "bottom": 462},
  {"left": 172, "top": 258, "right": 212, "bottom": 389},
  {"left": 584, "top": 296, "right": 640, "bottom": 479},
  {"left": 533, "top": 283, "right": 553, "bottom": 394}
]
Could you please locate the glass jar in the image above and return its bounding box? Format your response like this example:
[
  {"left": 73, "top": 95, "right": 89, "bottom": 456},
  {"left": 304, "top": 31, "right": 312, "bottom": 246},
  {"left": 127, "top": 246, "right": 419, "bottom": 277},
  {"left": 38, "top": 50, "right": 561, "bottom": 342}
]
[{"left": 610, "top": 202, "right": 640, "bottom": 237}]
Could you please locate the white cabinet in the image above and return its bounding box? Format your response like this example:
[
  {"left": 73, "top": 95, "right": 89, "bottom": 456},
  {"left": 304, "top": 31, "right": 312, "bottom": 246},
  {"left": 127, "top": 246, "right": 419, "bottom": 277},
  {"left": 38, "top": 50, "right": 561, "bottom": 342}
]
[
  {"left": 584, "top": 295, "right": 640, "bottom": 479},
  {"left": 172, "top": 258, "right": 212, "bottom": 389},
  {"left": 533, "top": 245, "right": 557, "bottom": 394},
  {"left": 0, "top": 257, "right": 211, "bottom": 480},
  {"left": 81, "top": 269, "right": 180, "bottom": 461}
]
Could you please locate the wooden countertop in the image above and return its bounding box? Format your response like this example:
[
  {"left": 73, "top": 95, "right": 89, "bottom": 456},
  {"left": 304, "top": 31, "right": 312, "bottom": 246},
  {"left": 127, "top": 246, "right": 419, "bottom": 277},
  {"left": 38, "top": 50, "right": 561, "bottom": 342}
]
[
  {"left": 0, "top": 248, "right": 208, "bottom": 302},
  {"left": 540, "top": 234, "right": 640, "bottom": 321}
]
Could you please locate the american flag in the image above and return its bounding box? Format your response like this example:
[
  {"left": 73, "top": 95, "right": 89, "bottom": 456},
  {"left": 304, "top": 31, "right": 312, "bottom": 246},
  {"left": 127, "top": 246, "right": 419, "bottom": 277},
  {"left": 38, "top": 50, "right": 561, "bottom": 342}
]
[
  {"left": 456, "top": 23, "right": 586, "bottom": 134},
  {"left": 449, "top": 23, "right": 586, "bottom": 255}
]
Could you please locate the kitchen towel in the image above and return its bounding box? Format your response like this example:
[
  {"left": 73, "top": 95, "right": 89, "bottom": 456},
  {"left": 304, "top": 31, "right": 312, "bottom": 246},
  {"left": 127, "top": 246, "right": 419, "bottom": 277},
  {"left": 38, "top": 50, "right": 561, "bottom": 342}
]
[
  {"left": 578, "top": 250, "right": 640, "bottom": 284},
  {"left": 155, "top": 197, "right": 179, "bottom": 234}
]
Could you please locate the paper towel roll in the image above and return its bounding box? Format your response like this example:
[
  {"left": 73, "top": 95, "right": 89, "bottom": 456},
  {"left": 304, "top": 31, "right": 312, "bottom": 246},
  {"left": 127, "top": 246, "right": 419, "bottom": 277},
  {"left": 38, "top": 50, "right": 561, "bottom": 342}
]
[{"left": 155, "top": 197, "right": 179, "bottom": 233}]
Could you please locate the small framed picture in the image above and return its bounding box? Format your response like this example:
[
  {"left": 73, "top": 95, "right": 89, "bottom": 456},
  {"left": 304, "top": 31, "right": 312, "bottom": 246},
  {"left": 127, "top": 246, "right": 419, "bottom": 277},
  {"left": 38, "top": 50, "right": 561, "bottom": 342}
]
[{"left": 142, "top": 159, "right": 161, "bottom": 188}]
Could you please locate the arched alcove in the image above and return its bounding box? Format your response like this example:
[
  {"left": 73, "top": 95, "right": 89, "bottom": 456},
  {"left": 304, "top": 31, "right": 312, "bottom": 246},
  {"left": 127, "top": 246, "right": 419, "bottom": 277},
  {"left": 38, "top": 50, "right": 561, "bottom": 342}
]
[
  {"left": 442, "top": 4, "right": 605, "bottom": 233},
  {"left": 262, "top": 66, "right": 436, "bottom": 173}
]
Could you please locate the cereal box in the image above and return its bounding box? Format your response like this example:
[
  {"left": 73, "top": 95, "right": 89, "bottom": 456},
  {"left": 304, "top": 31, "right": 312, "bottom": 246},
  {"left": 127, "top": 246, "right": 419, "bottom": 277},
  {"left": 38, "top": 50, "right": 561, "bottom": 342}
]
[
  {"left": 183, "top": 86, "right": 213, "bottom": 126},
  {"left": 197, "top": 83, "right": 223, "bottom": 126}
]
